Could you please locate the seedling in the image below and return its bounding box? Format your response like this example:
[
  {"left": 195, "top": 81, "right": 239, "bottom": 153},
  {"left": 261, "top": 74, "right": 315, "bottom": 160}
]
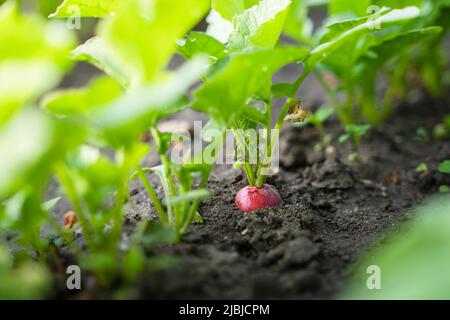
[
  {"left": 0, "top": 0, "right": 449, "bottom": 299},
  {"left": 415, "top": 127, "right": 429, "bottom": 142},
  {"left": 438, "top": 160, "right": 450, "bottom": 192},
  {"left": 46, "top": 0, "right": 214, "bottom": 245},
  {"left": 339, "top": 124, "right": 371, "bottom": 161},
  {"left": 182, "top": 0, "right": 312, "bottom": 213},
  {"left": 292, "top": 106, "right": 334, "bottom": 151},
  {"left": 306, "top": 107, "right": 334, "bottom": 135},
  {"left": 285, "top": 1, "right": 444, "bottom": 126},
  {"left": 44, "top": 0, "right": 220, "bottom": 288},
  {"left": 438, "top": 160, "right": 450, "bottom": 174},
  {"left": 416, "top": 162, "right": 429, "bottom": 174},
  {"left": 230, "top": 99, "right": 311, "bottom": 212},
  {"left": 433, "top": 115, "right": 450, "bottom": 140},
  {"left": 308, "top": 107, "right": 335, "bottom": 151}
]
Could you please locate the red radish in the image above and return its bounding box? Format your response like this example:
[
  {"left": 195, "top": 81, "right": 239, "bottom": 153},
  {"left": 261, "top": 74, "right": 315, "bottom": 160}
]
[{"left": 235, "top": 184, "right": 282, "bottom": 213}]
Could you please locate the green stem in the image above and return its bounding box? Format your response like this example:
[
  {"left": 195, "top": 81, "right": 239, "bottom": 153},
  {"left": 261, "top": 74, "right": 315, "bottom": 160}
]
[
  {"left": 179, "top": 170, "right": 211, "bottom": 237},
  {"left": 243, "top": 163, "right": 256, "bottom": 187},
  {"left": 161, "top": 154, "right": 177, "bottom": 224},
  {"left": 290, "top": 71, "right": 309, "bottom": 98},
  {"left": 47, "top": 215, "right": 82, "bottom": 257},
  {"left": 254, "top": 168, "right": 265, "bottom": 187},
  {"left": 232, "top": 127, "right": 256, "bottom": 186},
  {"left": 314, "top": 70, "right": 340, "bottom": 109},
  {"left": 110, "top": 179, "right": 127, "bottom": 253},
  {"left": 150, "top": 128, "right": 177, "bottom": 226},
  {"left": 254, "top": 71, "right": 310, "bottom": 187},
  {"left": 315, "top": 69, "right": 352, "bottom": 124},
  {"left": 56, "top": 166, "right": 96, "bottom": 252},
  {"left": 136, "top": 166, "right": 167, "bottom": 225},
  {"left": 233, "top": 121, "right": 259, "bottom": 164},
  {"left": 255, "top": 101, "right": 272, "bottom": 187},
  {"left": 272, "top": 97, "right": 293, "bottom": 151},
  {"left": 255, "top": 97, "right": 295, "bottom": 187}
]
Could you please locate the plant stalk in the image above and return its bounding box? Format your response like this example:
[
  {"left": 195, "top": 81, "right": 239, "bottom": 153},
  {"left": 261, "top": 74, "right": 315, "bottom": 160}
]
[{"left": 136, "top": 166, "right": 167, "bottom": 225}]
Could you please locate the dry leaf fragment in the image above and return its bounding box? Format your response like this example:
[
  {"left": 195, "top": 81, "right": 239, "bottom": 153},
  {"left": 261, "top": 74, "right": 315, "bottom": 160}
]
[
  {"left": 284, "top": 99, "right": 311, "bottom": 123},
  {"left": 63, "top": 210, "right": 77, "bottom": 229}
]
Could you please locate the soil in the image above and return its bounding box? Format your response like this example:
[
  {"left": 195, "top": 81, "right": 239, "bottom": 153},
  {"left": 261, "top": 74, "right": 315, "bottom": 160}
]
[
  {"left": 52, "top": 29, "right": 450, "bottom": 298},
  {"left": 123, "top": 95, "right": 450, "bottom": 300}
]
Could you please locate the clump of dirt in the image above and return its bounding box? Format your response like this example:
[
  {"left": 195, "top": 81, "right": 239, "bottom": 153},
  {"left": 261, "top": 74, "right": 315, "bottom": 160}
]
[{"left": 129, "top": 96, "right": 450, "bottom": 299}]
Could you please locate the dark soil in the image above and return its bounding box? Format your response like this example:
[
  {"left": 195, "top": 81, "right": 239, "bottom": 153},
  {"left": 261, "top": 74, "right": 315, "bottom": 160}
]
[
  {"left": 124, "top": 95, "right": 450, "bottom": 299},
  {"left": 52, "top": 55, "right": 450, "bottom": 299}
]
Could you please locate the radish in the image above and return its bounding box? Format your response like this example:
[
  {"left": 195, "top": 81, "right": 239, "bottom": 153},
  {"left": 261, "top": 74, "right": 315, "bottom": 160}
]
[
  {"left": 235, "top": 184, "right": 282, "bottom": 213},
  {"left": 232, "top": 99, "right": 308, "bottom": 213}
]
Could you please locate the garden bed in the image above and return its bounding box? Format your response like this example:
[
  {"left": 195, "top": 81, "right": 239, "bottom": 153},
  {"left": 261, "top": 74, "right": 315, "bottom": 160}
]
[
  {"left": 117, "top": 94, "right": 449, "bottom": 299},
  {"left": 3, "top": 0, "right": 449, "bottom": 301}
]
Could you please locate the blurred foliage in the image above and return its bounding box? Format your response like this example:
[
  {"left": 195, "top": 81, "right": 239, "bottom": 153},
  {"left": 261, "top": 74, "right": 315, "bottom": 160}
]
[
  {"left": 0, "top": 0, "right": 210, "bottom": 298},
  {"left": 0, "top": 0, "right": 449, "bottom": 299},
  {"left": 37, "top": 0, "right": 61, "bottom": 16},
  {"left": 342, "top": 195, "right": 450, "bottom": 299},
  {"left": 286, "top": 0, "right": 449, "bottom": 126},
  {"left": 0, "top": 245, "right": 51, "bottom": 299},
  {"left": 50, "top": 0, "right": 120, "bottom": 18},
  {"left": 0, "top": 1, "right": 75, "bottom": 124}
]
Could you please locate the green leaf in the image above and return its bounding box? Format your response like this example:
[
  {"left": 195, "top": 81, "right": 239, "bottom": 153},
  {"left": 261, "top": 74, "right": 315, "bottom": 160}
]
[
  {"left": 444, "top": 115, "right": 450, "bottom": 129},
  {"left": 359, "top": 26, "right": 443, "bottom": 68},
  {"left": 93, "top": 57, "right": 208, "bottom": 145},
  {"left": 122, "top": 247, "right": 145, "bottom": 282},
  {"left": 415, "top": 162, "right": 428, "bottom": 173},
  {"left": 0, "top": 2, "right": 76, "bottom": 123},
  {"left": 416, "top": 127, "right": 429, "bottom": 141},
  {"left": 283, "top": 0, "right": 313, "bottom": 44},
  {"left": 41, "top": 76, "right": 122, "bottom": 116},
  {"left": 42, "top": 197, "right": 61, "bottom": 212},
  {"left": 140, "top": 220, "right": 177, "bottom": 248},
  {"left": 374, "top": 0, "right": 425, "bottom": 9},
  {"left": 0, "top": 2, "right": 75, "bottom": 65},
  {"left": 71, "top": 37, "right": 129, "bottom": 88},
  {"left": 38, "top": 0, "right": 61, "bottom": 17},
  {"left": 0, "top": 246, "right": 50, "bottom": 299},
  {"left": 353, "top": 26, "right": 442, "bottom": 123},
  {"left": 212, "top": 0, "right": 260, "bottom": 20},
  {"left": 329, "top": 0, "right": 371, "bottom": 17},
  {"left": 148, "top": 165, "right": 172, "bottom": 204},
  {"left": 433, "top": 123, "right": 449, "bottom": 140},
  {"left": 0, "top": 61, "right": 60, "bottom": 125},
  {"left": 318, "top": 7, "right": 390, "bottom": 44},
  {"left": 50, "top": 0, "right": 120, "bottom": 18},
  {"left": 193, "top": 47, "right": 309, "bottom": 128},
  {"left": 193, "top": 212, "right": 205, "bottom": 224},
  {"left": 309, "top": 107, "right": 335, "bottom": 125},
  {"left": 306, "top": 6, "right": 422, "bottom": 72},
  {"left": 0, "top": 109, "right": 53, "bottom": 198},
  {"left": 438, "top": 185, "right": 449, "bottom": 193},
  {"left": 241, "top": 106, "right": 269, "bottom": 126},
  {"left": 438, "top": 160, "right": 450, "bottom": 174},
  {"left": 347, "top": 152, "right": 358, "bottom": 162},
  {"left": 98, "top": 0, "right": 210, "bottom": 88},
  {"left": 345, "top": 124, "right": 371, "bottom": 136},
  {"left": 177, "top": 32, "right": 227, "bottom": 61},
  {"left": 339, "top": 133, "right": 350, "bottom": 143},
  {"left": 228, "top": 0, "right": 292, "bottom": 51},
  {"left": 307, "top": 0, "right": 330, "bottom": 6},
  {"left": 163, "top": 189, "right": 210, "bottom": 206},
  {"left": 271, "top": 82, "right": 295, "bottom": 98}
]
